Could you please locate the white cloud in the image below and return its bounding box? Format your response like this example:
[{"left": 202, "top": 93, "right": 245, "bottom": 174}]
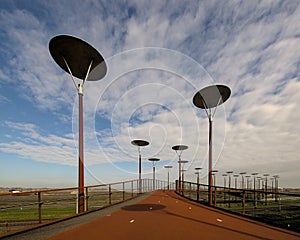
[{"left": 0, "top": 1, "right": 299, "bottom": 187}]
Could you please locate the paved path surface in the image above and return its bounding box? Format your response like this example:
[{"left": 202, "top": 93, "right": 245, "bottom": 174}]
[{"left": 46, "top": 191, "right": 299, "bottom": 240}]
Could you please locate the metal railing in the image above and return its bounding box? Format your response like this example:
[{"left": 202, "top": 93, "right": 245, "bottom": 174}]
[
  {"left": 0, "top": 179, "right": 175, "bottom": 235},
  {"left": 176, "top": 180, "right": 300, "bottom": 233}
]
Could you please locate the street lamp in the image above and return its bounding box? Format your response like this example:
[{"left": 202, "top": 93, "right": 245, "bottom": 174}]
[
  {"left": 273, "top": 175, "right": 280, "bottom": 202},
  {"left": 164, "top": 166, "right": 173, "bottom": 190},
  {"left": 252, "top": 173, "right": 258, "bottom": 207},
  {"left": 179, "top": 160, "right": 189, "bottom": 181},
  {"left": 226, "top": 171, "right": 233, "bottom": 207},
  {"left": 226, "top": 171, "right": 233, "bottom": 189},
  {"left": 193, "top": 85, "right": 231, "bottom": 205},
  {"left": 233, "top": 175, "right": 239, "bottom": 189},
  {"left": 212, "top": 170, "right": 218, "bottom": 205},
  {"left": 233, "top": 174, "right": 239, "bottom": 202},
  {"left": 270, "top": 177, "right": 274, "bottom": 199},
  {"left": 49, "top": 35, "right": 107, "bottom": 213},
  {"left": 263, "top": 174, "right": 270, "bottom": 191},
  {"left": 148, "top": 158, "right": 160, "bottom": 191},
  {"left": 195, "top": 168, "right": 202, "bottom": 184},
  {"left": 212, "top": 170, "right": 218, "bottom": 187},
  {"left": 246, "top": 175, "right": 251, "bottom": 189},
  {"left": 222, "top": 174, "right": 227, "bottom": 203},
  {"left": 172, "top": 145, "right": 188, "bottom": 192},
  {"left": 131, "top": 140, "right": 149, "bottom": 194},
  {"left": 239, "top": 172, "right": 247, "bottom": 189},
  {"left": 222, "top": 174, "right": 227, "bottom": 189},
  {"left": 263, "top": 174, "right": 270, "bottom": 205}
]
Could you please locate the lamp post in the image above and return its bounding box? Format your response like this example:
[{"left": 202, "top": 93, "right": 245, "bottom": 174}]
[
  {"left": 240, "top": 172, "right": 247, "bottom": 189},
  {"left": 49, "top": 35, "right": 107, "bottom": 214},
  {"left": 212, "top": 170, "right": 218, "bottom": 206},
  {"left": 233, "top": 175, "right": 239, "bottom": 189},
  {"left": 148, "top": 158, "right": 160, "bottom": 191},
  {"left": 193, "top": 85, "right": 231, "bottom": 205},
  {"left": 131, "top": 140, "right": 149, "bottom": 194},
  {"left": 256, "top": 176, "right": 261, "bottom": 202},
  {"left": 164, "top": 166, "right": 173, "bottom": 190},
  {"left": 181, "top": 169, "right": 187, "bottom": 182},
  {"left": 212, "top": 170, "right": 218, "bottom": 187},
  {"left": 252, "top": 173, "right": 258, "bottom": 208},
  {"left": 270, "top": 177, "right": 274, "bottom": 199},
  {"left": 246, "top": 175, "right": 251, "bottom": 189},
  {"left": 263, "top": 174, "right": 269, "bottom": 205},
  {"left": 178, "top": 160, "right": 188, "bottom": 194},
  {"left": 226, "top": 171, "right": 233, "bottom": 189},
  {"left": 172, "top": 145, "right": 188, "bottom": 193},
  {"left": 233, "top": 174, "right": 239, "bottom": 202},
  {"left": 195, "top": 167, "right": 202, "bottom": 201},
  {"left": 226, "top": 171, "right": 233, "bottom": 207},
  {"left": 222, "top": 174, "right": 227, "bottom": 189},
  {"left": 222, "top": 174, "right": 227, "bottom": 203},
  {"left": 273, "top": 175, "right": 279, "bottom": 202},
  {"left": 257, "top": 176, "right": 262, "bottom": 190}
]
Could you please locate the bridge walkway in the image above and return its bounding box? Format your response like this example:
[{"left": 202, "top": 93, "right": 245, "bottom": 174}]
[{"left": 2, "top": 190, "right": 300, "bottom": 240}]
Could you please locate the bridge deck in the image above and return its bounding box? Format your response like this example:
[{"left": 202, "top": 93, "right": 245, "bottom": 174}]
[{"left": 45, "top": 190, "right": 299, "bottom": 240}]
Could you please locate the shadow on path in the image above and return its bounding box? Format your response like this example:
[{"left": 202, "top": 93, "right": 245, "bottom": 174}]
[{"left": 122, "top": 204, "right": 165, "bottom": 211}]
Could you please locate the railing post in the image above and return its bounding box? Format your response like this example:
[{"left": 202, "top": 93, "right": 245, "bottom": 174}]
[
  {"left": 131, "top": 180, "right": 134, "bottom": 197},
  {"left": 122, "top": 182, "right": 125, "bottom": 201},
  {"left": 197, "top": 182, "right": 199, "bottom": 201},
  {"left": 242, "top": 190, "right": 246, "bottom": 215},
  {"left": 228, "top": 187, "right": 231, "bottom": 208},
  {"left": 109, "top": 184, "right": 112, "bottom": 205},
  {"left": 85, "top": 187, "right": 89, "bottom": 212},
  {"left": 189, "top": 182, "right": 192, "bottom": 198},
  {"left": 214, "top": 187, "right": 217, "bottom": 206},
  {"left": 38, "top": 192, "right": 42, "bottom": 224}
]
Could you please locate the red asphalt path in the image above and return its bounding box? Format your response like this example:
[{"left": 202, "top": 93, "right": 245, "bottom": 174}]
[{"left": 47, "top": 191, "right": 300, "bottom": 240}]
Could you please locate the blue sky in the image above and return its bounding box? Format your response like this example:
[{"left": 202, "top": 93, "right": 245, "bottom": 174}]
[{"left": 0, "top": 0, "right": 299, "bottom": 188}]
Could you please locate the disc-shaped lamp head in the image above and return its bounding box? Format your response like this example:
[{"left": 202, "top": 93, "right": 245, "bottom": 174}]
[
  {"left": 172, "top": 145, "right": 188, "bottom": 151},
  {"left": 49, "top": 35, "right": 107, "bottom": 81},
  {"left": 131, "top": 139, "right": 150, "bottom": 147},
  {"left": 148, "top": 158, "right": 160, "bottom": 162},
  {"left": 193, "top": 85, "right": 231, "bottom": 109}
]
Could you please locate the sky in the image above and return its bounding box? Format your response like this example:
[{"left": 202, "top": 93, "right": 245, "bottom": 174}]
[{"left": 0, "top": 0, "right": 299, "bottom": 188}]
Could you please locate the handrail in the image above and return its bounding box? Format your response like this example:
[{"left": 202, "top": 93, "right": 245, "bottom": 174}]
[
  {"left": 0, "top": 179, "right": 175, "bottom": 235},
  {"left": 176, "top": 180, "right": 300, "bottom": 232}
]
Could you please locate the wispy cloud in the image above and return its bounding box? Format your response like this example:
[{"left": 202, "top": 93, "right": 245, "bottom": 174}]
[{"left": 0, "top": 0, "right": 299, "bottom": 186}]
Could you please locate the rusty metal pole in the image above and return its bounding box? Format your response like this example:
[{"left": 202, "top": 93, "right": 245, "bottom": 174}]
[
  {"left": 178, "top": 157, "right": 181, "bottom": 193},
  {"left": 123, "top": 182, "right": 125, "bottom": 201},
  {"left": 85, "top": 187, "right": 89, "bottom": 211},
  {"left": 109, "top": 184, "right": 112, "bottom": 204},
  {"left": 38, "top": 192, "right": 42, "bottom": 224},
  {"left": 209, "top": 116, "right": 213, "bottom": 205},
  {"left": 78, "top": 87, "right": 84, "bottom": 213},
  {"left": 197, "top": 173, "right": 200, "bottom": 201},
  {"left": 242, "top": 190, "right": 246, "bottom": 214},
  {"left": 139, "top": 150, "right": 142, "bottom": 194},
  {"left": 168, "top": 170, "right": 170, "bottom": 190},
  {"left": 153, "top": 166, "right": 155, "bottom": 191}
]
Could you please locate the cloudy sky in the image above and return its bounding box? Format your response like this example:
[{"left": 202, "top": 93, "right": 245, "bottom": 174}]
[{"left": 0, "top": 0, "right": 299, "bottom": 188}]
